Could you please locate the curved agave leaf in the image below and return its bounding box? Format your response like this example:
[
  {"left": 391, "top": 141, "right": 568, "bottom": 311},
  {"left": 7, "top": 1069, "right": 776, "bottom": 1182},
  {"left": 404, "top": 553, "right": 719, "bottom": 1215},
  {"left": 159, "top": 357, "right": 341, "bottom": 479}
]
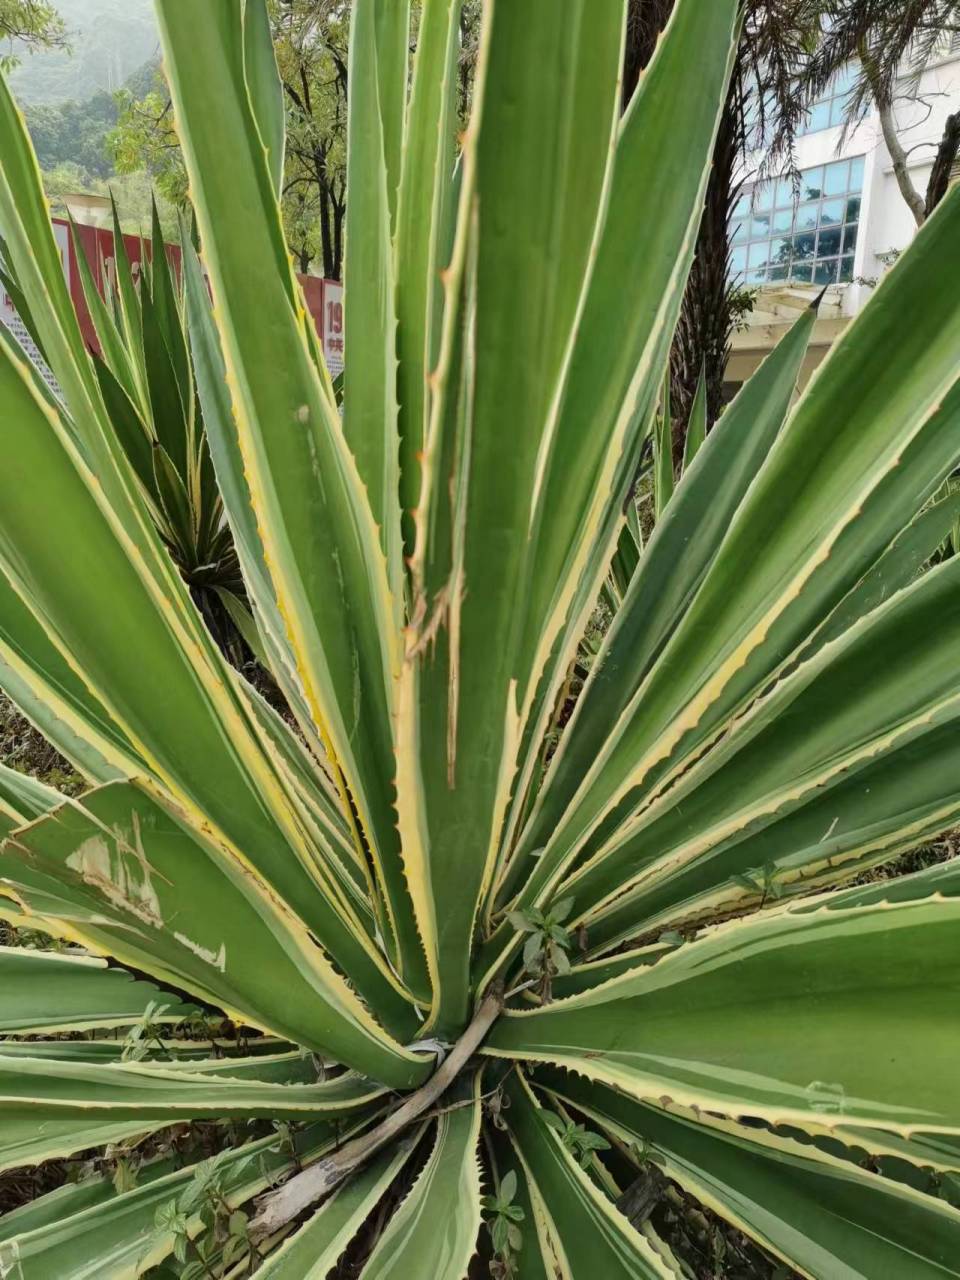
[
  {"left": 0, "top": 782, "right": 426, "bottom": 1087},
  {"left": 0, "top": 946, "right": 195, "bottom": 1034},
  {"left": 0, "top": 1055, "right": 384, "bottom": 1171},
  {"left": 0, "top": 762, "right": 61, "bottom": 834},
  {"left": 502, "top": 1073, "right": 675, "bottom": 1278},
  {"left": 0, "top": 1118, "right": 362, "bottom": 1280},
  {"left": 358, "top": 1080, "right": 482, "bottom": 1279},
  {"left": 495, "top": 197, "right": 960, "bottom": 949},
  {"left": 492, "top": 296, "right": 818, "bottom": 917},
  {"left": 546, "top": 1072, "right": 960, "bottom": 1279},
  {"left": 253, "top": 1133, "right": 424, "bottom": 1279},
  {"left": 487, "top": 893, "right": 960, "bottom": 1137}
]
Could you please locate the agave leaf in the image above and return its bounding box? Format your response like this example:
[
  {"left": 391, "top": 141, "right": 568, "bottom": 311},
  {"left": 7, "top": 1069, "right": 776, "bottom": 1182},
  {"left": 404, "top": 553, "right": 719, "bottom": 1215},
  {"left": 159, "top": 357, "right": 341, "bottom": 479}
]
[
  {"left": 546, "top": 1073, "right": 960, "bottom": 1279},
  {"left": 653, "top": 390, "right": 674, "bottom": 521},
  {"left": 487, "top": 894, "right": 960, "bottom": 1138},
  {"left": 680, "top": 368, "right": 707, "bottom": 473},
  {"left": 343, "top": 0, "right": 405, "bottom": 611},
  {"left": 805, "top": 489, "right": 960, "bottom": 658},
  {"left": 565, "top": 545, "right": 960, "bottom": 935},
  {"left": 0, "top": 571, "right": 138, "bottom": 784},
  {"left": 503, "top": 1073, "right": 676, "bottom": 1278},
  {"left": 486, "top": 0, "right": 742, "bottom": 934},
  {"left": 0, "top": 1054, "right": 384, "bottom": 1171},
  {"left": 395, "top": 0, "right": 462, "bottom": 550},
  {"left": 0, "top": 1119, "right": 361, "bottom": 1280},
  {"left": 0, "top": 946, "right": 194, "bottom": 1035},
  {"left": 157, "top": 1, "right": 416, "bottom": 983},
  {"left": 0, "top": 782, "right": 427, "bottom": 1088},
  {"left": 398, "top": 0, "right": 629, "bottom": 1032},
  {"left": 487, "top": 299, "right": 816, "bottom": 963},
  {"left": 0, "top": 762, "right": 62, "bottom": 833},
  {"left": 492, "top": 189, "right": 960, "bottom": 956},
  {"left": 359, "top": 1080, "right": 482, "bottom": 1279},
  {"left": 0, "top": 330, "right": 416, "bottom": 1028},
  {"left": 252, "top": 1133, "right": 424, "bottom": 1279}
]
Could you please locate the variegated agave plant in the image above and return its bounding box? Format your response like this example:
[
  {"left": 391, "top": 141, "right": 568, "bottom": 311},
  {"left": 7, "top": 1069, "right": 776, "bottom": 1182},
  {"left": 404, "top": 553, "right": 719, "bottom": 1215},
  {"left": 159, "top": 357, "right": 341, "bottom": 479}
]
[{"left": 1, "top": 1, "right": 960, "bottom": 1276}]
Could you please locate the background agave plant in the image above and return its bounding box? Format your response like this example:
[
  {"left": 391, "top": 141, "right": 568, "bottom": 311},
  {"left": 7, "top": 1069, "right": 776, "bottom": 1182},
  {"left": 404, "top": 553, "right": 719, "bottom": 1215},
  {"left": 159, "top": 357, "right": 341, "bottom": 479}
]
[
  {"left": 0, "top": 0, "right": 960, "bottom": 1276},
  {"left": 1, "top": 195, "right": 253, "bottom": 663}
]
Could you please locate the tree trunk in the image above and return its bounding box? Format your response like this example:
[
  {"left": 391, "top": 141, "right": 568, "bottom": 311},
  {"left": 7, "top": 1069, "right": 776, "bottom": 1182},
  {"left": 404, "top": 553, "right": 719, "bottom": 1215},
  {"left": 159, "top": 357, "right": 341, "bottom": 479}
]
[
  {"left": 623, "top": 0, "right": 738, "bottom": 454},
  {"left": 318, "top": 170, "right": 335, "bottom": 279},
  {"left": 669, "top": 75, "right": 741, "bottom": 457},
  {"left": 925, "top": 111, "right": 960, "bottom": 217},
  {"left": 622, "top": 0, "right": 676, "bottom": 110},
  {"left": 878, "top": 98, "right": 927, "bottom": 227}
]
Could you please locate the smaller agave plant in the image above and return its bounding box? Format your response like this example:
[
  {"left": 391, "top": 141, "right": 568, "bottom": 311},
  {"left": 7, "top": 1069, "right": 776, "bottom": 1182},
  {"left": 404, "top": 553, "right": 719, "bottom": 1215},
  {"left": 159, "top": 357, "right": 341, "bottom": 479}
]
[
  {"left": 1, "top": 197, "right": 251, "bottom": 660},
  {"left": 0, "top": 1, "right": 958, "bottom": 1278}
]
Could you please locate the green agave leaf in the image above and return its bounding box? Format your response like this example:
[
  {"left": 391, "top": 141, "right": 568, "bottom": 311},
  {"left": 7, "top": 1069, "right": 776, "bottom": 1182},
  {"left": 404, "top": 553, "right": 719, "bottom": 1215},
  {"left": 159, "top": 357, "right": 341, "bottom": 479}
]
[
  {"left": 0, "top": 1054, "right": 384, "bottom": 1172},
  {"left": 0, "top": 1118, "right": 359, "bottom": 1280},
  {"left": 653, "top": 392, "right": 674, "bottom": 521},
  {"left": 0, "top": 588, "right": 134, "bottom": 787},
  {"left": 0, "top": 233, "right": 48, "bottom": 365},
  {"left": 157, "top": 1, "right": 416, "bottom": 985},
  {"left": 486, "top": 0, "right": 742, "bottom": 940},
  {"left": 179, "top": 231, "right": 313, "bottom": 726},
  {"left": 0, "top": 325, "right": 413, "bottom": 1031},
  {"left": 148, "top": 199, "right": 192, "bottom": 412},
  {"left": 584, "top": 718, "right": 960, "bottom": 951},
  {"left": 487, "top": 895, "right": 960, "bottom": 1137},
  {"left": 493, "top": 301, "right": 816, "bottom": 922},
  {"left": 140, "top": 282, "right": 191, "bottom": 489},
  {"left": 567, "top": 543, "right": 960, "bottom": 937},
  {"left": 546, "top": 942, "right": 673, "bottom": 1003},
  {"left": 253, "top": 1133, "right": 422, "bottom": 1278},
  {"left": 359, "top": 1081, "right": 483, "bottom": 1279},
  {"left": 0, "top": 946, "right": 194, "bottom": 1034},
  {"left": 399, "top": 0, "right": 628, "bottom": 1033},
  {"left": 506, "top": 190, "right": 960, "bottom": 937},
  {"left": 395, "top": 0, "right": 461, "bottom": 550},
  {"left": 546, "top": 1072, "right": 960, "bottom": 1279},
  {"left": 92, "top": 357, "right": 157, "bottom": 497},
  {"left": 680, "top": 370, "right": 707, "bottom": 473},
  {"left": 343, "top": 0, "right": 404, "bottom": 604},
  {"left": 0, "top": 762, "right": 62, "bottom": 833},
  {"left": 0, "top": 1039, "right": 295, "bottom": 1065},
  {"left": 503, "top": 1073, "right": 675, "bottom": 1279},
  {"left": 69, "top": 218, "right": 145, "bottom": 415},
  {"left": 373, "top": 0, "right": 410, "bottom": 232},
  {"left": 804, "top": 489, "right": 960, "bottom": 658},
  {"left": 0, "top": 781, "right": 427, "bottom": 1089}
]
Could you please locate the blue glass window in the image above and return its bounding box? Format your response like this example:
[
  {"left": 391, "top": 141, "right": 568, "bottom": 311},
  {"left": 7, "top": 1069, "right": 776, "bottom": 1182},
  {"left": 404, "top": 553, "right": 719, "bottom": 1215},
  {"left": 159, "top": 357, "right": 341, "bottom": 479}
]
[
  {"left": 798, "top": 63, "right": 857, "bottom": 136},
  {"left": 730, "top": 156, "right": 864, "bottom": 287}
]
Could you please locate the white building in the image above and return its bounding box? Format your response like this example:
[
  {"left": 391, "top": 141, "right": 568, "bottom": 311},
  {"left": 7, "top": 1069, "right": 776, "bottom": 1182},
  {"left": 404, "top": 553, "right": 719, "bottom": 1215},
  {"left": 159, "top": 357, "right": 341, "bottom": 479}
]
[{"left": 728, "top": 34, "right": 960, "bottom": 388}]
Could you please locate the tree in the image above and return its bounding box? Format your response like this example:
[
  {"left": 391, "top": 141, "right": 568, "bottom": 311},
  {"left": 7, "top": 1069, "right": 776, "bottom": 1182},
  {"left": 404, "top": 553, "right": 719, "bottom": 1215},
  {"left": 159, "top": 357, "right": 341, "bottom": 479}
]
[
  {"left": 625, "top": 0, "right": 821, "bottom": 448},
  {"left": 808, "top": 0, "right": 960, "bottom": 225},
  {"left": 110, "top": 0, "right": 352, "bottom": 276},
  {"left": 0, "top": 0, "right": 65, "bottom": 66},
  {"left": 25, "top": 89, "right": 119, "bottom": 179}
]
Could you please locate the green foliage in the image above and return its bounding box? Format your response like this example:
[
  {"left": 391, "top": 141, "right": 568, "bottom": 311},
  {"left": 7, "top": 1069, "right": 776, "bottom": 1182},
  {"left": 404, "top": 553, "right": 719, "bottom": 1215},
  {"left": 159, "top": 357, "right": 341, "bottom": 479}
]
[
  {"left": 24, "top": 89, "right": 117, "bottom": 178},
  {"left": 481, "top": 1168, "right": 525, "bottom": 1277},
  {"left": 507, "top": 898, "right": 576, "bottom": 1001},
  {"left": 541, "top": 1111, "right": 612, "bottom": 1172},
  {"left": 6, "top": 0, "right": 156, "bottom": 105},
  {"left": 0, "top": 0, "right": 65, "bottom": 71}
]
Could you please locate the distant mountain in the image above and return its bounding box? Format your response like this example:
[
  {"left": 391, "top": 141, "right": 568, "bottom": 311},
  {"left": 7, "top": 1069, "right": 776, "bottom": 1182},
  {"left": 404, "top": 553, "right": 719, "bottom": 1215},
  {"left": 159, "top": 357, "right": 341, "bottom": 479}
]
[{"left": 9, "top": 0, "right": 159, "bottom": 105}]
